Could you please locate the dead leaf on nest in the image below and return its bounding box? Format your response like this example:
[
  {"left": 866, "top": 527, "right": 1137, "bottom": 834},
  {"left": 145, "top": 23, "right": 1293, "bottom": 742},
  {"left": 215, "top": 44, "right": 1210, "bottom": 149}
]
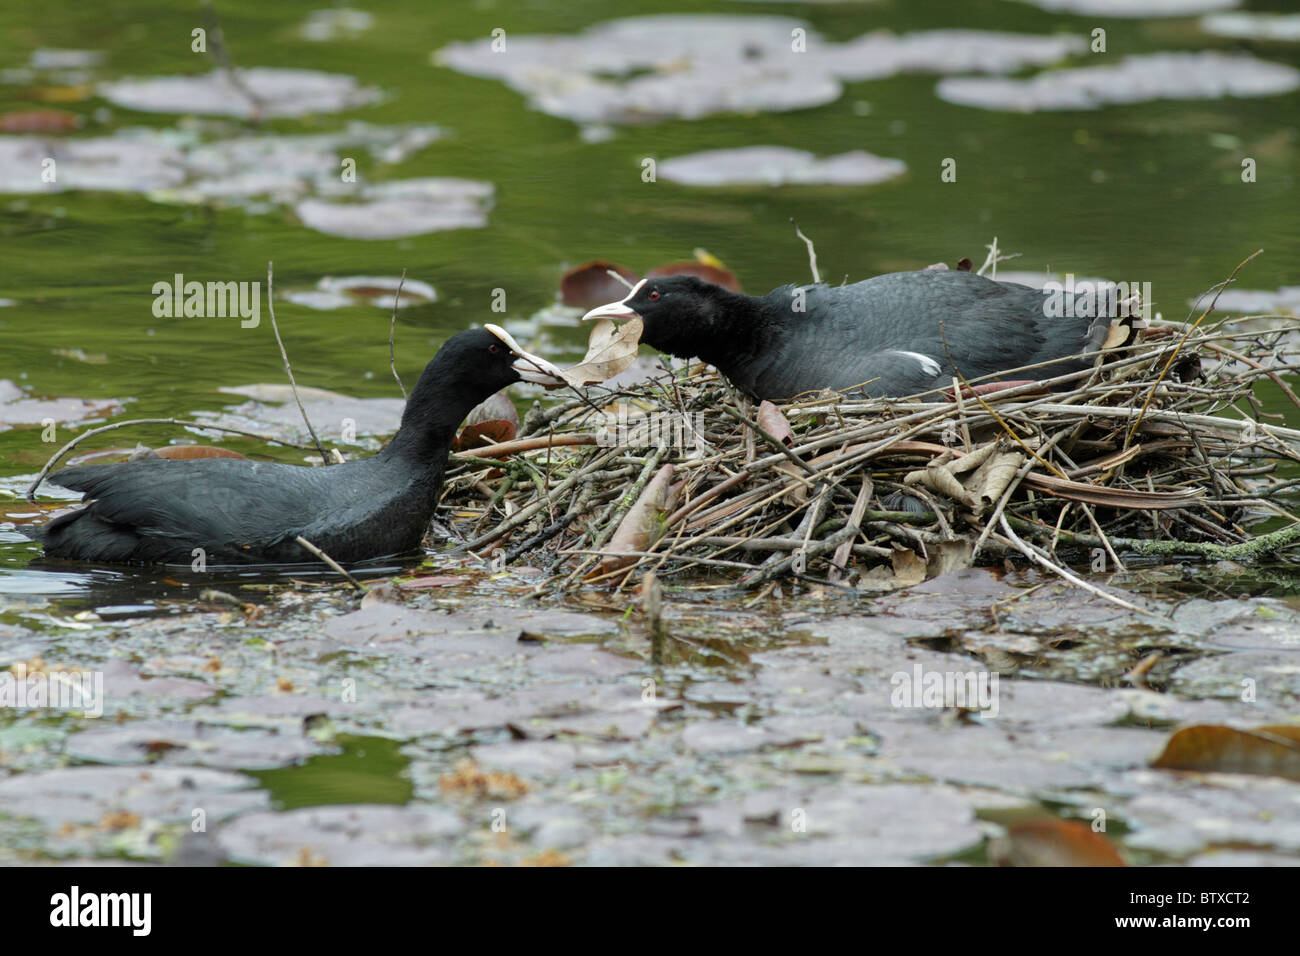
[
  {"left": 776, "top": 461, "right": 810, "bottom": 506},
  {"left": 966, "top": 451, "right": 1024, "bottom": 513},
  {"left": 904, "top": 449, "right": 981, "bottom": 507},
  {"left": 858, "top": 546, "right": 927, "bottom": 591},
  {"left": 757, "top": 400, "right": 795, "bottom": 445},
  {"left": 593, "top": 463, "right": 680, "bottom": 579},
  {"left": 1102, "top": 322, "right": 1131, "bottom": 350},
  {"left": 560, "top": 316, "right": 644, "bottom": 386},
  {"left": 926, "top": 539, "right": 973, "bottom": 577},
  {"left": 453, "top": 392, "right": 519, "bottom": 451},
  {"left": 1022, "top": 473, "right": 1202, "bottom": 509}
]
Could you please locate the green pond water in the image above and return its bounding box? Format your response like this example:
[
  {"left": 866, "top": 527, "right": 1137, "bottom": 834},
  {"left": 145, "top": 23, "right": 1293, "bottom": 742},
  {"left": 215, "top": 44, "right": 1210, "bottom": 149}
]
[
  {"left": 3, "top": 0, "right": 1299, "bottom": 580},
  {"left": 0, "top": 3, "right": 1299, "bottom": 831}
]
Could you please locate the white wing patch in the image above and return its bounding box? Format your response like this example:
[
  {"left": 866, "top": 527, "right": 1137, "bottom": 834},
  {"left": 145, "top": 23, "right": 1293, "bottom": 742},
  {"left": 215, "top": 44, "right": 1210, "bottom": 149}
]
[{"left": 896, "top": 351, "right": 942, "bottom": 377}]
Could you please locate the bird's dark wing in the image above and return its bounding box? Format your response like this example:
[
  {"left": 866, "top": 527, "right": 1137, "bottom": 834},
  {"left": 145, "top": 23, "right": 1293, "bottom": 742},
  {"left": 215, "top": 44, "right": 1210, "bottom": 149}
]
[
  {"left": 36, "top": 459, "right": 342, "bottom": 563},
  {"left": 753, "top": 271, "right": 1108, "bottom": 398}
]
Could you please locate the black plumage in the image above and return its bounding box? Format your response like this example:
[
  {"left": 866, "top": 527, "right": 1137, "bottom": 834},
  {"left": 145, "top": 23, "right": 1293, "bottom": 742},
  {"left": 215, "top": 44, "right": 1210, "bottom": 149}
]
[
  {"left": 583, "top": 269, "right": 1112, "bottom": 400},
  {"left": 29, "top": 326, "right": 563, "bottom": 565}
]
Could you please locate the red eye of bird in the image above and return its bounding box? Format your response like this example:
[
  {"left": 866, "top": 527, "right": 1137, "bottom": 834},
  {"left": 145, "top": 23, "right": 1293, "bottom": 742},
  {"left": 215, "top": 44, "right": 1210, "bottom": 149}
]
[
  {"left": 489, "top": 344, "right": 500, "bottom": 354},
  {"left": 648, "top": 290, "right": 660, "bottom": 301}
]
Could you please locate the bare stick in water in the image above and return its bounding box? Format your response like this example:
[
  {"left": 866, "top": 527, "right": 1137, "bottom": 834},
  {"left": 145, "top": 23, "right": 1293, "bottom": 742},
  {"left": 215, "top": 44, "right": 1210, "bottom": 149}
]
[
  {"left": 295, "top": 535, "right": 365, "bottom": 591},
  {"left": 389, "top": 268, "right": 407, "bottom": 401},
  {"left": 266, "top": 260, "right": 330, "bottom": 465}
]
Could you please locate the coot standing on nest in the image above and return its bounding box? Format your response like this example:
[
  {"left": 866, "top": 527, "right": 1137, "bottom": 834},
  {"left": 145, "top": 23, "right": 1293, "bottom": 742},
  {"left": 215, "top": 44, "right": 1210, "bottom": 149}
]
[
  {"left": 582, "top": 270, "right": 1113, "bottom": 400},
  {"left": 29, "top": 326, "right": 565, "bottom": 565}
]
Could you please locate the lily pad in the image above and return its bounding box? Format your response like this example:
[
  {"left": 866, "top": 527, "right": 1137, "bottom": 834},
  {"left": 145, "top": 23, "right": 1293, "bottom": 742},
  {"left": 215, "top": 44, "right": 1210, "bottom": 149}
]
[
  {"left": 659, "top": 146, "right": 905, "bottom": 187},
  {"left": 65, "top": 719, "right": 330, "bottom": 770},
  {"left": 937, "top": 52, "right": 1300, "bottom": 113},
  {"left": 295, "top": 177, "right": 492, "bottom": 239},
  {"left": 560, "top": 261, "right": 639, "bottom": 309},
  {"left": 206, "top": 384, "right": 406, "bottom": 444},
  {"left": 0, "top": 765, "right": 266, "bottom": 828},
  {"left": 436, "top": 17, "right": 1085, "bottom": 125},
  {"left": 0, "top": 134, "right": 184, "bottom": 194},
  {"left": 282, "top": 275, "right": 437, "bottom": 311},
  {"left": 1202, "top": 12, "right": 1300, "bottom": 42},
  {"left": 216, "top": 804, "right": 461, "bottom": 865},
  {"left": 99, "top": 68, "right": 381, "bottom": 119},
  {"left": 1013, "top": 0, "right": 1236, "bottom": 12},
  {"left": 0, "top": 378, "right": 121, "bottom": 427},
  {"left": 299, "top": 8, "right": 374, "bottom": 42}
]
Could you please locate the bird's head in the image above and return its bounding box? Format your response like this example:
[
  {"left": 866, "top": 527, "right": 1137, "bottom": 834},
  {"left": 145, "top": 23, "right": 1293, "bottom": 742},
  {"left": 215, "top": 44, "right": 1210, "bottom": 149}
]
[
  {"left": 581, "top": 275, "right": 734, "bottom": 359},
  {"left": 432, "top": 325, "right": 567, "bottom": 396}
]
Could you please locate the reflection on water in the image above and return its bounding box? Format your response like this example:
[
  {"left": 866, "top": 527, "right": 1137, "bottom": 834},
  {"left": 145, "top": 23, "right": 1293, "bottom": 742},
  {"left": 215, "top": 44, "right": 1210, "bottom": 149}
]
[{"left": 0, "top": 527, "right": 414, "bottom": 614}]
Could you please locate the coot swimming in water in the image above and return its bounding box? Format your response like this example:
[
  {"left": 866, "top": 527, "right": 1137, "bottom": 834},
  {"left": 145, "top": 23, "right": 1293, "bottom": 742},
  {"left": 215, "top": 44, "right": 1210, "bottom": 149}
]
[
  {"left": 30, "top": 326, "right": 565, "bottom": 566},
  {"left": 582, "top": 270, "right": 1113, "bottom": 400}
]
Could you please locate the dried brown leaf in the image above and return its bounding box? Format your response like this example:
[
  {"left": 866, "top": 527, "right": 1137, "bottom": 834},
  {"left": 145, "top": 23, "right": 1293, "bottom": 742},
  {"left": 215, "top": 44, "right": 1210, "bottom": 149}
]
[
  {"left": 756, "top": 400, "right": 794, "bottom": 446},
  {"left": 594, "top": 464, "right": 679, "bottom": 577},
  {"left": 561, "top": 316, "right": 644, "bottom": 386},
  {"left": 1152, "top": 724, "right": 1300, "bottom": 781},
  {"left": 991, "top": 819, "right": 1125, "bottom": 867}
]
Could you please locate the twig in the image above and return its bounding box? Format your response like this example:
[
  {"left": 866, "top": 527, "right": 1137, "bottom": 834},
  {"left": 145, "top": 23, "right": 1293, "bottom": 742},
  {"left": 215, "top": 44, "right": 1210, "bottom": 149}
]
[
  {"left": 452, "top": 433, "right": 598, "bottom": 462},
  {"left": 1125, "top": 250, "right": 1263, "bottom": 448},
  {"left": 266, "top": 260, "right": 330, "bottom": 464},
  {"left": 389, "top": 267, "right": 407, "bottom": 401},
  {"left": 199, "top": 0, "right": 265, "bottom": 122},
  {"left": 997, "top": 514, "right": 1150, "bottom": 616},
  {"left": 606, "top": 268, "right": 636, "bottom": 291},
  {"left": 791, "top": 219, "right": 820, "bottom": 284},
  {"left": 829, "top": 476, "right": 873, "bottom": 582},
  {"left": 294, "top": 535, "right": 365, "bottom": 591}
]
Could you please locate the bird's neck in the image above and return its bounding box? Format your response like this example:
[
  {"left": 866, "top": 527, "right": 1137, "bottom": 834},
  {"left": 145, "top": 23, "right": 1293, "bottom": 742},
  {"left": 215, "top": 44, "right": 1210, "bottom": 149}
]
[{"left": 380, "top": 360, "right": 479, "bottom": 466}]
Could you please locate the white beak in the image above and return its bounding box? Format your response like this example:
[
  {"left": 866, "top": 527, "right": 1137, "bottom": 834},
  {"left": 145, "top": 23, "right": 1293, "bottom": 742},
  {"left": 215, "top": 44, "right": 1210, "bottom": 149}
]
[
  {"left": 581, "top": 278, "right": 646, "bottom": 322},
  {"left": 485, "top": 324, "right": 568, "bottom": 387}
]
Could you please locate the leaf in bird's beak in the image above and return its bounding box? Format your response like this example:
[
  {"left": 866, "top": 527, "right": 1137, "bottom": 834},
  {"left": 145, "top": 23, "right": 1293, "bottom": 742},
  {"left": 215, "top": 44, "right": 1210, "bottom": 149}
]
[{"left": 557, "top": 315, "right": 645, "bottom": 386}]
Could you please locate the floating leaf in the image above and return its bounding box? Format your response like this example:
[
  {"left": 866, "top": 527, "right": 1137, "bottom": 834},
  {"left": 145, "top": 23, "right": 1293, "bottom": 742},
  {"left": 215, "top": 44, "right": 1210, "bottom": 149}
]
[
  {"left": 436, "top": 18, "right": 1083, "bottom": 125},
  {"left": 99, "top": 68, "right": 381, "bottom": 119},
  {"left": 1202, "top": 12, "right": 1300, "bottom": 43},
  {"left": 646, "top": 261, "right": 743, "bottom": 292},
  {"left": 284, "top": 275, "right": 437, "bottom": 311},
  {"left": 991, "top": 819, "right": 1125, "bottom": 867},
  {"left": 1152, "top": 724, "right": 1300, "bottom": 781},
  {"left": 0, "top": 109, "right": 82, "bottom": 132},
  {"left": 0, "top": 379, "right": 121, "bottom": 426},
  {"left": 560, "top": 261, "right": 638, "bottom": 309}
]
